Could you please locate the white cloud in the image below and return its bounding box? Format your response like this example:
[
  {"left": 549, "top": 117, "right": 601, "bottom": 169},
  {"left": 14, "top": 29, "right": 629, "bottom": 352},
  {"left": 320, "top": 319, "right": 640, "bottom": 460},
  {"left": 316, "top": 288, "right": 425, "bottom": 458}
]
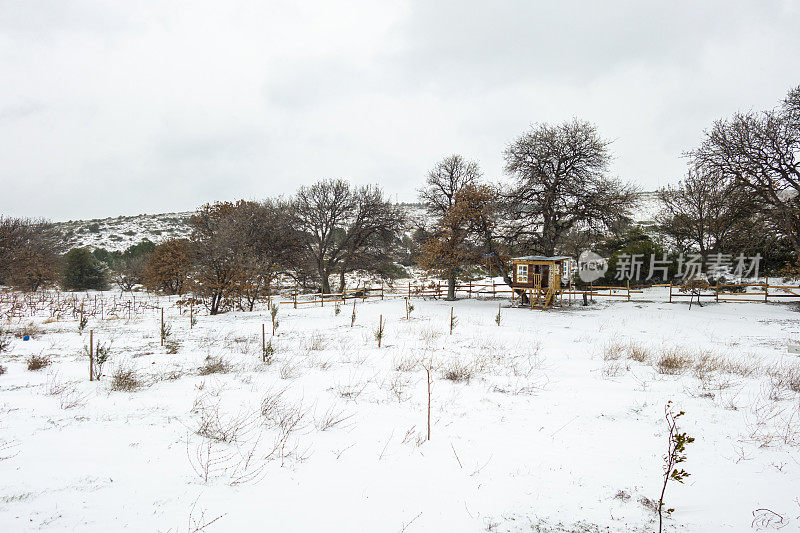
[{"left": 0, "top": 0, "right": 798, "bottom": 220}]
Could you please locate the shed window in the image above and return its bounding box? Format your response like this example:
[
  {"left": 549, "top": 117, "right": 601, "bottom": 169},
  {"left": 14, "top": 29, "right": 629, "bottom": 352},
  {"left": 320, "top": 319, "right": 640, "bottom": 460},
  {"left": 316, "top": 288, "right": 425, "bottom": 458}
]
[{"left": 517, "top": 264, "right": 528, "bottom": 283}]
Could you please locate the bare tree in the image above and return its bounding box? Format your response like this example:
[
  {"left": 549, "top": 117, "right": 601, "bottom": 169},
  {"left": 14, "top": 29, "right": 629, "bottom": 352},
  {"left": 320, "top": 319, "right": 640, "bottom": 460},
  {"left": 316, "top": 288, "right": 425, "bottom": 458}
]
[
  {"left": 418, "top": 154, "right": 482, "bottom": 217},
  {"left": 189, "top": 201, "right": 254, "bottom": 315},
  {"left": 290, "top": 180, "right": 405, "bottom": 293},
  {"left": 503, "top": 119, "right": 639, "bottom": 256},
  {"left": 656, "top": 167, "right": 756, "bottom": 263},
  {"left": 691, "top": 85, "right": 800, "bottom": 264}
]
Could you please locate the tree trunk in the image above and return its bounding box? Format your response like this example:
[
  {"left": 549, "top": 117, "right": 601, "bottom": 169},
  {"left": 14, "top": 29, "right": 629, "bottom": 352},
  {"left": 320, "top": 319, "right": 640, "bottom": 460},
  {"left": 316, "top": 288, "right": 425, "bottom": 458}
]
[
  {"left": 319, "top": 267, "right": 331, "bottom": 294},
  {"left": 447, "top": 273, "right": 456, "bottom": 300}
]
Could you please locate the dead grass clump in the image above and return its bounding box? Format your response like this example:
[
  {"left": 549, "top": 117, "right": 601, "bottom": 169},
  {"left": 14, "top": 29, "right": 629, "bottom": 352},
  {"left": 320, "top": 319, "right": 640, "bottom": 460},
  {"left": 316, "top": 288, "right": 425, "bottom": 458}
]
[
  {"left": 304, "top": 333, "right": 329, "bottom": 352},
  {"left": 626, "top": 343, "right": 650, "bottom": 363},
  {"left": 441, "top": 359, "right": 474, "bottom": 383},
  {"left": 655, "top": 348, "right": 694, "bottom": 375},
  {"left": 15, "top": 322, "right": 43, "bottom": 339},
  {"left": 110, "top": 366, "right": 142, "bottom": 392},
  {"left": 335, "top": 378, "right": 369, "bottom": 400},
  {"left": 601, "top": 360, "right": 629, "bottom": 378},
  {"left": 0, "top": 364, "right": 6, "bottom": 376},
  {"left": 305, "top": 353, "right": 333, "bottom": 371},
  {"left": 26, "top": 354, "right": 50, "bottom": 371},
  {"left": 693, "top": 351, "right": 725, "bottom": 380},
  {"left": 199, "top": 357, "right": 231, "bottom": 376},
  {"left": 602, "top": 341, "right": 626, "bottom": 361}
]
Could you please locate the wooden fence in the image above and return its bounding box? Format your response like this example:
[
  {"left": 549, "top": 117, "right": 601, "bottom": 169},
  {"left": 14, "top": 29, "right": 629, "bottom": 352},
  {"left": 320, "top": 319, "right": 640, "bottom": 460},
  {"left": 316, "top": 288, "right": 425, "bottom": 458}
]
[{"left": 2, "top": 278, "right": 799, "bottom": 321}]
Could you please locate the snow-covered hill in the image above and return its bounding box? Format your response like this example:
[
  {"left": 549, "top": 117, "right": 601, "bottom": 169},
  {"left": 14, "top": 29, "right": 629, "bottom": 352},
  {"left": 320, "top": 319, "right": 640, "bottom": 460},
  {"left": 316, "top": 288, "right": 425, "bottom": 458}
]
[
  {"left": 52, "top": 212, "right": 193, "bottom": 252},
  {"left": 53, "top": 192, "right": 659, "bottom": 252}
]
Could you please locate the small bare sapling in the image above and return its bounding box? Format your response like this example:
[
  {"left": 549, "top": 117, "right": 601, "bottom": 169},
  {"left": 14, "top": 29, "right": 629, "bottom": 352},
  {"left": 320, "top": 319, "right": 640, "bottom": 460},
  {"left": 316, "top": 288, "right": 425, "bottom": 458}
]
[
  {"left": 351, "top": 301, "right": 357, "bottom": 327},
  {"left": 270, "top": 303, "right": 279, "bottom": 334},
  {"left": 495, "top": 303, "right": 502, "bottom": 326},
  {"left": 657, "top": 401, "right": 695, "bottom": 532},
  {"left": 449, "top": 307, "right": 458, "bottom": 335},
  {"left": 375, "top": 315, "right": 385, "bottom": 348},
  {"left": 263, "top": 338, "right": 275, "bottom": 365}
]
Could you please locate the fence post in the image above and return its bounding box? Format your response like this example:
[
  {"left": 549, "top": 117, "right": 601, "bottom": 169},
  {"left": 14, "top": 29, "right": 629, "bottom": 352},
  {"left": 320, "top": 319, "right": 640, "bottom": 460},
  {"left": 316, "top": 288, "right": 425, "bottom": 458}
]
[
  {"left": 765, "top": 281, "right": 769, "bottom": 303},
  {"left": 627, "top": 280, "right": 631, "bottom": 302},
  {"left": 262, "top": 323, "right": 266, "bottom": 363},
  {"left": 160, "top": 308, "right": 164, "bottom": 346},
  {"left": 669, "top": 282, "right": 672, "bottom": 303},
  {"left": 293, "top": 286, "right": 297, "bottom": 309}
]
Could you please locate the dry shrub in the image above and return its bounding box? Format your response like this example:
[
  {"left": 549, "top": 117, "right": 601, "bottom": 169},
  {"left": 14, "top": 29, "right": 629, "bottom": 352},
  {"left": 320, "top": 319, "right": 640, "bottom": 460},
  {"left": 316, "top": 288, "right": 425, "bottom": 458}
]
[
  {"left": 385, "top": 372, "right": 413, "bottom": 402},
  {"left": 26, "top": 354, "right": 50, "bottom": 371},
  {"left": 0, "top": 364, "right": 6, "bottom": 376},
  {"left": 655, "top": 348, "right": 693, "bottom": 375},
  {"left": 314, "top": 404, "right": 354, "bottom": 431},
  {"left": 110, "top": 366, "right": 142, "bottom": 392},
  {"left": 193, "top": 399, "right": 258, "bottom": 443},
  {"left": 279, "top": 358, "right": 301, "bottom": 380},
  {"left": 199, "top": 357, "right": 231, "bottom": 376},
  {"left": 393, "top": 353, "right": 418, "bottom": 372},
  {"left": 767, "top": 364, "right": 800, "bottom": 394}
]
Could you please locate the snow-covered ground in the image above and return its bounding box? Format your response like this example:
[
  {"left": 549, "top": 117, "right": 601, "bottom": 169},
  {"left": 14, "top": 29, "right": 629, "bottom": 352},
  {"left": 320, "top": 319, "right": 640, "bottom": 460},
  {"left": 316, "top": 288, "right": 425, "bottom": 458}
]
[{"left": 2, "top": 289, "right": 800, "bottom": 532}]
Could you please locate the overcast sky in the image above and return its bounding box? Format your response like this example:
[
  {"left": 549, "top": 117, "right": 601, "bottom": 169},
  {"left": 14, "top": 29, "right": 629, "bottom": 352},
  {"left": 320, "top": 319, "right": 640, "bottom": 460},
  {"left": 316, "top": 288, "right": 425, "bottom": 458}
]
[{"left": 1, "top": 1, "right": 799, "bottom": 221}]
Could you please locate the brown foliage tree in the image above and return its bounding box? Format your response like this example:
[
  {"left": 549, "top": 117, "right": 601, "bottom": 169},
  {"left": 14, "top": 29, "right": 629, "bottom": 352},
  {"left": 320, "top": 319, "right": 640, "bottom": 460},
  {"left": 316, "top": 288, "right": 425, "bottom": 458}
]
[
  {"left": 0, "top": 217, "right": 61, "bottom": 291},
  {"left": 142, "top": 239, "right": 191, "bottom": 295},
  {"left": 418, "top": 184, "right": 494, "bottom": 299}
]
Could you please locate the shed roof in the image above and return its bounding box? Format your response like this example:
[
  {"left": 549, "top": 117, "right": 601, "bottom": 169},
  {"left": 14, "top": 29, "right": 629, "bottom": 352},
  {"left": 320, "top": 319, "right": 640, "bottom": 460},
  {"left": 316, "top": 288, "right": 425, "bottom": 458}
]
[{"left": 512, "top": 255, "right": 572, "bottom": 262}]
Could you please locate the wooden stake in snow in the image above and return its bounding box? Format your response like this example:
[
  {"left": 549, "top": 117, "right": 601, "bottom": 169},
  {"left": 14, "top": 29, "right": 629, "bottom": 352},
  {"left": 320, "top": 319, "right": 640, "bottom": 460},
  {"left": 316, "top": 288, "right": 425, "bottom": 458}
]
[
  {"left": 88, "top": 329, "right": 94, "bottom": 381},
  {"left": 160, "top": 308, "right": 165, "bottom": 346},
  {"left": 262, "top": 323, "right": 266, "bottom": 363},
  {"left": 190, "top": 301, "right": 193, "bottom": 329},
  {"left": 350, "top": 300, "right": 356, "bottom": 327}
]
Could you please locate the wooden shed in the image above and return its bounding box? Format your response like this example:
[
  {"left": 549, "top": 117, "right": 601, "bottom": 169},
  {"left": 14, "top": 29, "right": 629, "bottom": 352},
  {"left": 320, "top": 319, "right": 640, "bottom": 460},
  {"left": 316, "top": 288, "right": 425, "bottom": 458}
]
[{"left": 511, "top": 255, "right": 572, "bottom": 310}]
